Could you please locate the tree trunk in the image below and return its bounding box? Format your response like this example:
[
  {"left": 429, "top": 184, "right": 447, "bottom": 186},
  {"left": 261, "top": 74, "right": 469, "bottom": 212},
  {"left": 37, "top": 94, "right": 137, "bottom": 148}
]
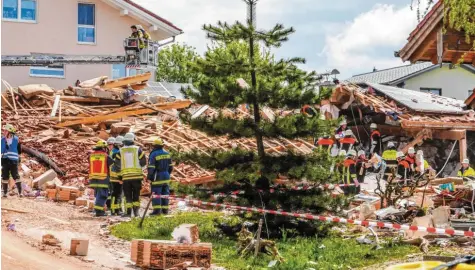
[{"left": 249, "top": 33, "right": 265, "bottom": 159}]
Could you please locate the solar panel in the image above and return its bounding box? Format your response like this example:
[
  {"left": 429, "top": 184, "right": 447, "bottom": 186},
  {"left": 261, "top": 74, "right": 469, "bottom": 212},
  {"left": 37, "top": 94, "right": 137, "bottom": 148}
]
[{"left": 138, "top": 81, "right": 196, "bottom": 100}]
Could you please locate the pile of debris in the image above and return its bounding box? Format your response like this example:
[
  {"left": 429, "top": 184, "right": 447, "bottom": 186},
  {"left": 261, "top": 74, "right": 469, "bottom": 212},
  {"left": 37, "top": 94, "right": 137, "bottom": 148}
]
[{"left": 1, "top": 73, "right": 314, "bottom": 186}]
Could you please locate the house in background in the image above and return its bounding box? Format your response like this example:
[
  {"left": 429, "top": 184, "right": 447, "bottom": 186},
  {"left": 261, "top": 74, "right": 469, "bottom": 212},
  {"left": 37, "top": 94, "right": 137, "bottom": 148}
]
[
  {"left": 345, "top": 62, "right": 475, "bottom": 100},
  {"left": 1, "top": 0, "right": 183, "bottom": 90}
]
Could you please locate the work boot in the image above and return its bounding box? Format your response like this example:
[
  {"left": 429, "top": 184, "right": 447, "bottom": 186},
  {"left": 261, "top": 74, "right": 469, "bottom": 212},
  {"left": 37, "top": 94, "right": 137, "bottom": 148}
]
[
  {"left": 2, "top": 193, "right": 7, "bottom": 198},
  {"left": 122, "top": 209, "right": 132, "bottom": 218},
  {"left": 133, "top": 207, "right": 140, "bottom": 217},
  {"left": 162, "top": 208, "right": 169, "bottom": 215},
  {"left": 95, "top": 211, "right": 107, "bottom": 217},
  {"left": 149, "top": 210, "right": 161, "bottom": 216}
]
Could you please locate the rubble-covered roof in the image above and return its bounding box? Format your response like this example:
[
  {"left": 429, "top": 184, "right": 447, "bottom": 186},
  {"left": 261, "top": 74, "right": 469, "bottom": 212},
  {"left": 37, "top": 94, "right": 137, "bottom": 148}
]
[
  {"left": 332, "top": 83, "right": 475, "bottom": 130},
  {"left": 345, "top": 63, "right": 434, "bottom": 84},
  {"left": 367, "top": 82, "right": 467, "bottom": 114}
]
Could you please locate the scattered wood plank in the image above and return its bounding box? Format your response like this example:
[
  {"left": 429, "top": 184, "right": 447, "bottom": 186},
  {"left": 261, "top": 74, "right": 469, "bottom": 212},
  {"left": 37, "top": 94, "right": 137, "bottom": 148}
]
[
  {"left": 56, "top": 100, "right": 192, "bottom": 128},
  {"left": 60, "top": 96, "right": 101, "bottom": 103},
  {"left": 102, "top": 72, "right": 151, "bottom": 90}
]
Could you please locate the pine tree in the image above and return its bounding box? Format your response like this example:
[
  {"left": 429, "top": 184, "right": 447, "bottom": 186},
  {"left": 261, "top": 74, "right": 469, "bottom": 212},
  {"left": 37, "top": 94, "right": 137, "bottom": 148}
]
[{"left": 176, "top": 0, "right": 346, "bottom": 236}]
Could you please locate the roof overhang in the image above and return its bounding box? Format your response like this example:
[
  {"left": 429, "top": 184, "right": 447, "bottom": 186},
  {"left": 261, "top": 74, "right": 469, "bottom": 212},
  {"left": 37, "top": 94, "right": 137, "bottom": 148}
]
[
  {"left": 398, "top": 1, "right": 475, "bottom": 66},
  {"left": 101, "top": 0, "right": 183, "bottom": 38}
]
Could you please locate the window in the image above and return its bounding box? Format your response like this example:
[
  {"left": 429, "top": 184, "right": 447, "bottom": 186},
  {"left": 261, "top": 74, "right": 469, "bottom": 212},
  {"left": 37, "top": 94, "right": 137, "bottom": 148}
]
[
  {"left": 2, "top": 0, "right": 36, "bottom": 22},
  {"left": 420, "top": 87, "right": 441, "bottom": 96},
  {"left": 78, "top": 3, "right": 95, "bottom": 43},
  {"left": 29, "top": 66, "right": 65, "bottom": 78},
  {"left": 112, "top": 64, "right": 126, "bottom": 79}
]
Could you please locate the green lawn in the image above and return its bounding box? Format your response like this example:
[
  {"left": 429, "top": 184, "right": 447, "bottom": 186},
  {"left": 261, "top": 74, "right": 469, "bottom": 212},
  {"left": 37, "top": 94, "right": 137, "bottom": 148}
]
[{"left": 111, "top": 212, "right": 418, "bottom": 270}]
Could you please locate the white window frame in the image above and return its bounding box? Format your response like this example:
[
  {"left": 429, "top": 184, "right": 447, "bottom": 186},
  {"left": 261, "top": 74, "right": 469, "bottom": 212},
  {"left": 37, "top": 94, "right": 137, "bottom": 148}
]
[
  {"left": 29, "top": 66, "right": 66, "bottom": 79},
  {"left": 77, "top": 2, "right": 96, "bottom": 45},
  {"left": 2, "top": 0, "right": 37, "bottom": 23}
]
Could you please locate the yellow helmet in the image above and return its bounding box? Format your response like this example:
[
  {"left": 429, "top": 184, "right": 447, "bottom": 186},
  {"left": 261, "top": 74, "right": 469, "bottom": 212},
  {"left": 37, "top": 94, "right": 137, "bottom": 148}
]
[
  {"left": 95, "top": 140, "right": 107, "bottom": 148},
  {"left": 153, "top": 138, "right": 164, "bottom": 146},
  {"left": 3, "top": 124, "right": 16, "bottom": 133}
]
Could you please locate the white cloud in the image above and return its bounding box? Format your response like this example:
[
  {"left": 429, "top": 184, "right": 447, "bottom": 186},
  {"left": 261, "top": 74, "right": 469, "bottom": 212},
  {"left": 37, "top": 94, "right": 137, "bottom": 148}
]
[{"left": 320, "top": 4, "right": 419, "bottom": 78}]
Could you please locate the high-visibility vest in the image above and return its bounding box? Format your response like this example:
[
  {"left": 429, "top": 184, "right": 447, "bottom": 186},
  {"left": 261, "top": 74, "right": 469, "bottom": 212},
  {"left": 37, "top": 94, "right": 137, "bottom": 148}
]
[
  {"left": 110, "top": 148, "right": 121, "bottom": 182},
  {"left": 89, "top": 151, "right": 109, "bottom": 188},
  {"left": 342, "top": 159, "right": 356, "bottom": 184},
  {"left": 405, "top": 155, "right": 415, "bottom": 165},
  {"left": 120, "top": 146, "right": 143, "bottom": 180},
  {"left": 370, "top": 130, "right": 381, "bottom": 139},
  {"left": 340, "top": 137, "right": 356, "bottom": 145},
  {"left": 318, "top": 138, "right": 334, "bottom": 146},
  {"left": 458, "top": 167, "right": 475, "bottom": 177},
  {"left": 1, "top": 135, "right": 19, "bottom": 161}
]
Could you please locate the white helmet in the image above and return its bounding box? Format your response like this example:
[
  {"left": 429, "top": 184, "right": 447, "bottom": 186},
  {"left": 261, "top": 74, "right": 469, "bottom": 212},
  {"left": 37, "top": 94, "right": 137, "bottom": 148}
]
[
  {"left": 370, "top": 123, "right": 377, "bottom": 129},
  {"left": 338, "top": 150, "right": 347, "bottom": 156},
  {"left": 358, "top": 150, "right": 365, "bottom": 156},
  {"left": 115, "top": 136, "right": 124, "bottom": 145},
  {"left": 344, "top": 129, "right": 353, "bottom": 136},
  {"left": 416, "top": 150, "right": 423, "bottom": 156},
  {"left": 106, "top": 137, "right": 116, "bottom": 145},
  {"left": 408, "top": 147, "right": 415, "bottom": 154},
  {"left": 462, "top": 158, "right": 470, "bottom": 164},
  {"left": 124, "top": 132, "right": 135, "bottom": 142},
  {"left": 396, "top": 151, "right": 405, "bottom": 159},
  {"left": 339, "top": 119, "right": 347, "bottom": 126},
  {"left": 347, "top": 150, "right": 357, "bottom": 157},
  {"left": 387, "top": 142, "right": 395, "bottom": 148}
]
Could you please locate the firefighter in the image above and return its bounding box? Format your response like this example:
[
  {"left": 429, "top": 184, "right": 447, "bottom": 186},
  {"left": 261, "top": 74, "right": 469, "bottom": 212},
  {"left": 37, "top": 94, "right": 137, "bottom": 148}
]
[
  {"left": 342, "top": 150, "right": 359, "bottom": 195},
  {"left": 339, "top": 129, "right": 358, "bottom": 152},
  {"left": 335, "top": 119, "right": 348, "bottom": 139},
  {"left": 382, "top": 142, "right": 398, "bottom": 180},
  {"left": 316, "top": 135, "right": 334, "bottom": 153},
  {"left": 105, "top": 137, "right": 115, "bottom": 211},
  {"left": 116, "top": 133, "right": 146, "bottom": 217},
  {"left": 1, "top": 124, "right": 22, "bottom": 198},
  {"left": 396, "top": 151, "right": 410, "bottom": 183},
  {"left": 136, "top": 25, "right": 151, "bottom": 41},
  {"left": 405, "top": 147, "right": 416, "bottom": 171},
  {"left": 109, "top": 136, "right": 123, "bottom": 216},
  {"left": 88, "top": 140, "right": 114, "bottom": 217},
  {"left": 147, "top": 138, "right": 173, "bottom": 215},
  {"left": 369, "top": 123, "right": 383, "bottom": 155},
  {"left": 356, "top": 150, "right": 368, "bottom": 184},
  {"left": 458, "top": 159, "right": 475, "bottom": 180},
  {"left": 415, "top": 150, "right": 430, "bottom": 177},
  {"left": 106, "top": 137, "right": 115, "bottom": 155},
  {"left": 130, "top": 25, "right": 145, "bottom": 48}
]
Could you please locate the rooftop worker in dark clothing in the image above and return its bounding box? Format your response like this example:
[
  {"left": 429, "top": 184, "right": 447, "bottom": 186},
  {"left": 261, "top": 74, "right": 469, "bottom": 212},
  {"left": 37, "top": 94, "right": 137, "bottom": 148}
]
[
  {"left": 1, "top": 124, "right": 22, "bottom": 198},
  {"left": 369, "top": 123, "right": 383, "bottom": 155}
]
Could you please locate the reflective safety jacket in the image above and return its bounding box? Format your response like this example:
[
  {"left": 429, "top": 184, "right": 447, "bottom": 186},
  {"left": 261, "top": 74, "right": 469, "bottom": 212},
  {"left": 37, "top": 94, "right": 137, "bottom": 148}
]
[
  {"left": 1, "top": 135, "right": 21, "bottom": 161},
  {"left": 117, "top": 145, "right": 146, "bottom": 181},
  {"left": 109, "top": 147, "right": 121, "bottom": 182},
  {"left": 382, "top": 149, "right": 398, "bottom": 167},
  {"left": 339, "top": 136, "right": 357, "bottom": 152},
  {"left": 147, "top": 148, "right": 173, "bottom": 186},
  {"left": 317, "top": 138, "right": 334, "bottom": 152},
  {"left": 458, "top": 167, "right": 475, "bottom": 178},
  {"left": 89, "top": 150, "right": 114, "bottom": 188},
  {"left": 396, "top": 160, "right": 410, "bottom": 180},
  {"left": 342, "top": 158, "right": 357, "bottom": 184}
]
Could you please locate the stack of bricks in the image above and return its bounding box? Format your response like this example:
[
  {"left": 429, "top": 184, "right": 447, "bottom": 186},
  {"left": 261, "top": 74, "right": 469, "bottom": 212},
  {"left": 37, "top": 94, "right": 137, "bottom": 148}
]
[
  {"left": 131, "top": 240, "right": 212, "bottom": 269},
  {"left": 56, "top": 186, "right": 81, "bottom": 201}
]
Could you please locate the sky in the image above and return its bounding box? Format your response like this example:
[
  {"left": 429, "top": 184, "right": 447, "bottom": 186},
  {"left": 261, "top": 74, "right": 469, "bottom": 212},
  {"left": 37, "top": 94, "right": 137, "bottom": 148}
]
[{"left": 135, "top": 0, "right": 429, "bottom": 80}]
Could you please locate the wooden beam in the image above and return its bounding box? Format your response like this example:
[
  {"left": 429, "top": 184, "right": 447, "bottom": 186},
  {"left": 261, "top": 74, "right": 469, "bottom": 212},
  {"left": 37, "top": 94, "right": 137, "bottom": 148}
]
[
  {"left": 412, "top": 32, "right": 437, "bottom": 62},
  {"left": 102, "top": 72, "right": 152, "bottom": 90},
  {"left": 55, "top": 100, "right": 191, "bottom": 127},
  {"left": 430, "top": 177, "right": 464, "bottom": 185},
  {"left": 401, "top": 129, "right": 432, "bottom": 154},
  {"left": 459, "top": 137, "right": 467, "bottom": 161},
  {"left": 401, "top": 120, "right": 475, "bottom": 131},
  {"left": 60, "top": 96, "right": 100, "bottom": 103}
]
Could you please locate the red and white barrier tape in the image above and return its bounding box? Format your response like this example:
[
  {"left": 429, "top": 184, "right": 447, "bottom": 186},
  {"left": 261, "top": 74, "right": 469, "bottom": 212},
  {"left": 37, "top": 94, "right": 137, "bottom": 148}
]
[
  {"left": 208, "top": 184, "right": 357, "bottom": 199},
  {"left": 154, "top": 195, "right": 475, "bottom": 238}
]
